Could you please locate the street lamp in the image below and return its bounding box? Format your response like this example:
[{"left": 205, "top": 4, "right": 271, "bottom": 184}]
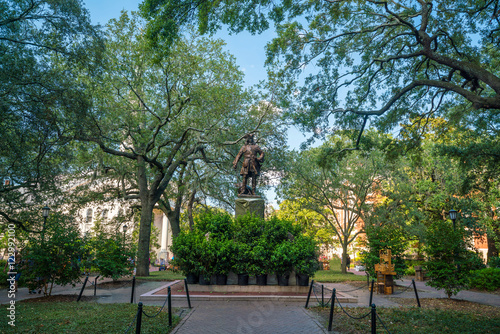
[
  {"left": 449, "top": 209, "right": 458, "bottom": 230},
  {"left": 42, "top": 206, "right": 50, "bottom": 243},
  {"left": 449, "top": 209, "right": 460, "bottom": 273},
  {"left": 122, "top": 224, "right": 128, "bottom": 244}
]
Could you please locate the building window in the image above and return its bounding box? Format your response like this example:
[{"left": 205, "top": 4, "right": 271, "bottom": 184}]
[
  {"left": 102, "top": 209, "right": 108, "bottom": 221},
  {"left": 86, "top": 208, "right": 93, "bottom": 224}
]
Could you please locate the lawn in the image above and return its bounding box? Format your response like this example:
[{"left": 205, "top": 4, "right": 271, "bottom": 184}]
[
  {"left": 0, "top": 298, "right": 182, "bottom": 333},
  {"left": 310, "top": 298, "right": 500, "bottom": 334},
  {"left": 312, "top": 258, "right": 367, "bottom": 283}
]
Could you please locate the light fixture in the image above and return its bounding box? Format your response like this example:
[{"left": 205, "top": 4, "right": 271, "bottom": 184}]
[
  {"left": 42, "top": 206, "right": 51, "bottom": 218},
  {"left": 449, "top": 209, "right": 458, "bottom": 221}
]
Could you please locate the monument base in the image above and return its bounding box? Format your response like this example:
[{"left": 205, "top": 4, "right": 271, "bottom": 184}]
[{"left": 235, "top": 197, "right": 265, "bottom": 219}]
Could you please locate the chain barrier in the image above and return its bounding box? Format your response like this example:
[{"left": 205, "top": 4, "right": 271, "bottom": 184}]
[
  {"left": 376, "top": 312, "right": 392, "bottom": 334},
  {"left": 141, "top": 292, "right": 169, "bottom": 318},
  {"left": 334, "top": 295, "right": 371, "bottom": 320},
  {"left": 392, "top": 282, "right": 413, "bottom": 295},
  {"left": 311, "top": 282, "right": 333, "bottom": 306},
  {"left": 335, "top": 284, "right": 367, "bottom": 293},
  {"left": 123, "top": 307, "right": 140, "bottom": 334}
]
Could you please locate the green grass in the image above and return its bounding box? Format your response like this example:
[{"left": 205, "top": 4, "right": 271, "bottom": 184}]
[
  {"left": 312, "top": 258, "right": 366, "bottom": 283},
  {"left": 0, "top": 301, "right": 181, "bottom": 333},
  {"left": 137, "top": 270, "right": 186, "bottom": 281},
  {"left": 311, "top": 304, "right": 500, "bottom": 334}
]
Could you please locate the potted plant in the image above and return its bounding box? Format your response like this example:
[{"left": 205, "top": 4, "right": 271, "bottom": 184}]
[
  {"left": 233, "top": 243, "right": 251, "bottom": 285},
  {"left": 249, "top": 241, "right": 270, "bottom": 285},
  {"left": 292, "top": 235, "right": 320, "bottom": 286},
  {"left": 212, "top": 239, "right": 235, "bottom": 285},
  {"left": 271, "top": 241, "right": 294, "bottom": 286},
  {"left": 170, "top": 231, "right": 201, "bottom": 284}
]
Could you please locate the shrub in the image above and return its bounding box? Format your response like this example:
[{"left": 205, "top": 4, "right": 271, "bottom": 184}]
[
  {"left": 470, "top": 268, "right": 500, "bottom": 291},
  {"left": 488, "top": 256, "right": 500, "bottom": 268},
  {"left": 170, "top": 231, "right": 203, "bottom": 276},
  {"left": 87, "top": 221, "right": 136, "bottom": 281},
  {"left": 22, "top": 214, "right": 85, "bottom": 295},
  {"left": 270, "top": 241, "right": 294, "bottom": 275},
  {"left": 292, "top": 234, "right": 320, "bottom": 277},
  {"left": 425, "top": 220, "right": 482, "bottom": 298},
  {"left": 405, "top": 266, "right": 416, "bottom": 276}
]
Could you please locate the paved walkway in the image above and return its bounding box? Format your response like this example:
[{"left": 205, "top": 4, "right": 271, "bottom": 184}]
[{"left": 171, "top": 300, "right": 327, "bottom": 334}]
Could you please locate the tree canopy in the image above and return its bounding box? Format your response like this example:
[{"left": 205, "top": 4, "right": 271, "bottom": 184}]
[
  {"left": 140, "top": 0, "right": 500, "bottom": 137},
  {"left": 0, "top": 0, "right": 103, "bottom": 230}
]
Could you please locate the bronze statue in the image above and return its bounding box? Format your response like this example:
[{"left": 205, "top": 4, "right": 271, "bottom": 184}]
[{"left": 233, "top": 134, "right": 264, "bottom": 196}]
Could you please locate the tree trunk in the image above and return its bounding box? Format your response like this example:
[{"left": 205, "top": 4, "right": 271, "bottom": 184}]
[
  {"left": 188, "top": 190, "right": 196, "bottom": 231},
  {"left": 167, "top": 209, "right": 181, "bottom": 237},
  {"left": 136, "top": 202, "right": 153, "bottom": 276},
  {"left": 341, "top": 242, "right": 348, "bottom": 274},
  {"left": 136, "top": 157, "right": 153, "bottom": 277}
]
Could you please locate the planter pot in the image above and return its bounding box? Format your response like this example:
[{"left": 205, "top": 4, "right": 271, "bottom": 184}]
[
  {"left": 277, "top": 274, "right": 290, "bottom": 286},
  {"left": 237, "top": 274, "right": 249, "bottom": 286},
  {"left": 215, "top": 274, "right": 228, "bottom": 285},
  {"left": 186, "top": 272, "right": 199, "bottom": 284},
  {"left": 199, "top": 274, "right": 211, "bottom": 285},
  {"left": 256, "top": 274, "right": 267, "bottom": 286},
  {"left": 296, "top": 273, "right": 309, "bottom": 286}
]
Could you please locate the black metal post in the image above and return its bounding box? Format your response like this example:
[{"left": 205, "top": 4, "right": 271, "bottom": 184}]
[
  {"left": 136, "top": 302, "right": 143, "bottom": 334},
  {"left": 369, "top": 279, "right": 374, "bottom": 306},
  {"left": 168, "top": 286, "right": 172, "bottom": 327},
  {"left": 77, "top": 275, "right": 89, "bottom": 302},
  {"left": 412, "top": 279, "right": 421, "bottom": 308},
  {"left": 131, "top": 276, "right": 136, "bottom": 304},
  {"left": 184, "top": 278, "right": 192, "bottom": 308},
  {"left": 322, "top": 284, "right": 324, "bottom": 306},
  {"left": 42, "top": 216, "right": 47, "bottom": 245},
  {"left": 366, "top": 272, "right": 370, "bottom": 287},
  {"left": 371, "top": 304, "right": 377, "bottom": 334},
  {"left": 94, "top": 275, "right": 100, "bottom": 296},
  {"left": 327, "top": 288, "right": 336, "bottom": 331},
  {"left": 305, "top": 279, "right": 314, "bottom": 308}
]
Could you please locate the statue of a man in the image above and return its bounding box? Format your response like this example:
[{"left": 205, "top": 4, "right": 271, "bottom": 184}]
[{"left": 232, "top": 134, "right": 264, "bottom": 196}]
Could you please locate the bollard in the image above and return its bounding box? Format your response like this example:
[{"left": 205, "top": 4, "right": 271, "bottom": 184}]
[
  {"left": 94, "top": 275, "right": 100, "bottom": 296},
  {"left": 77, "top": 275, "right": 89, "bottom": 302},
  {"left": 305, "top": 279, "right": 314, "bottom": 308},
  {"left": 412, "top": 279, "right": 421, "bottom": 308},
  {"left": 131, "top": 276, "right": 136, "bottom": 304},
  {"left": 168, "top": 286, "right": 172, "bottom": 327},
  {"left": 327, "top": 288, "right": 336, "bottom": 331},
  {"left": 322, "top": 284, "right": 324, "bottom": 306},
  {"left": 371, "top": 304, "right": 377, "bottom": 334},
  {"left": 184, "top": 279, "right": 192, "bottom": 309},
  {"left": 136, "top": 302, "right": 143, "bottom": 334},
  {"left": 369, "top": 279, "right": 374, "bottom": 307}
]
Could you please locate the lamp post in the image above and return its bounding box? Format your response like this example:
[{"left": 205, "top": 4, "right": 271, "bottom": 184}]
[
  {"left": 42, "top": 206, "right": 50, "bottom": 243},
  {"left": 449, "top": 209, "right": 458, "bottom": 230},
  {"left": 122, "top": 224, "right": 127, "bottom": 245},
  {"left": 449, "top": 209, "right": 459, "bottom": 273}
]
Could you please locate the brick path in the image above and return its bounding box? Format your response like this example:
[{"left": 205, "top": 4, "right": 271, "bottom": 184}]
[{"left": 171, "top": 301, "right": 328, "bottom": 334}]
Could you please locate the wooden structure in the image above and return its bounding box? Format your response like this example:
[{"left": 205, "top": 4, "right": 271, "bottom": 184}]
[{"left": 374, "top": 249, "right": 396, "bottom": 294}]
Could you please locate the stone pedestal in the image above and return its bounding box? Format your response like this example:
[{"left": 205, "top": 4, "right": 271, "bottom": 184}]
[{"left": 235, "top": 197, "right": 265, "bottom": 219}]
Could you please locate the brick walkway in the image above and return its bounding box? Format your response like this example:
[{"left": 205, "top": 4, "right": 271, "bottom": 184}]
[{"left": 171, "top": 301, "right": 328, "bottom": 334}]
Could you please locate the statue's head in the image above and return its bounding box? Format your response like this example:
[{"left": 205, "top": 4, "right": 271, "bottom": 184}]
[{"left": 245, "top": 134, "right": 255, "bottom": 144}]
